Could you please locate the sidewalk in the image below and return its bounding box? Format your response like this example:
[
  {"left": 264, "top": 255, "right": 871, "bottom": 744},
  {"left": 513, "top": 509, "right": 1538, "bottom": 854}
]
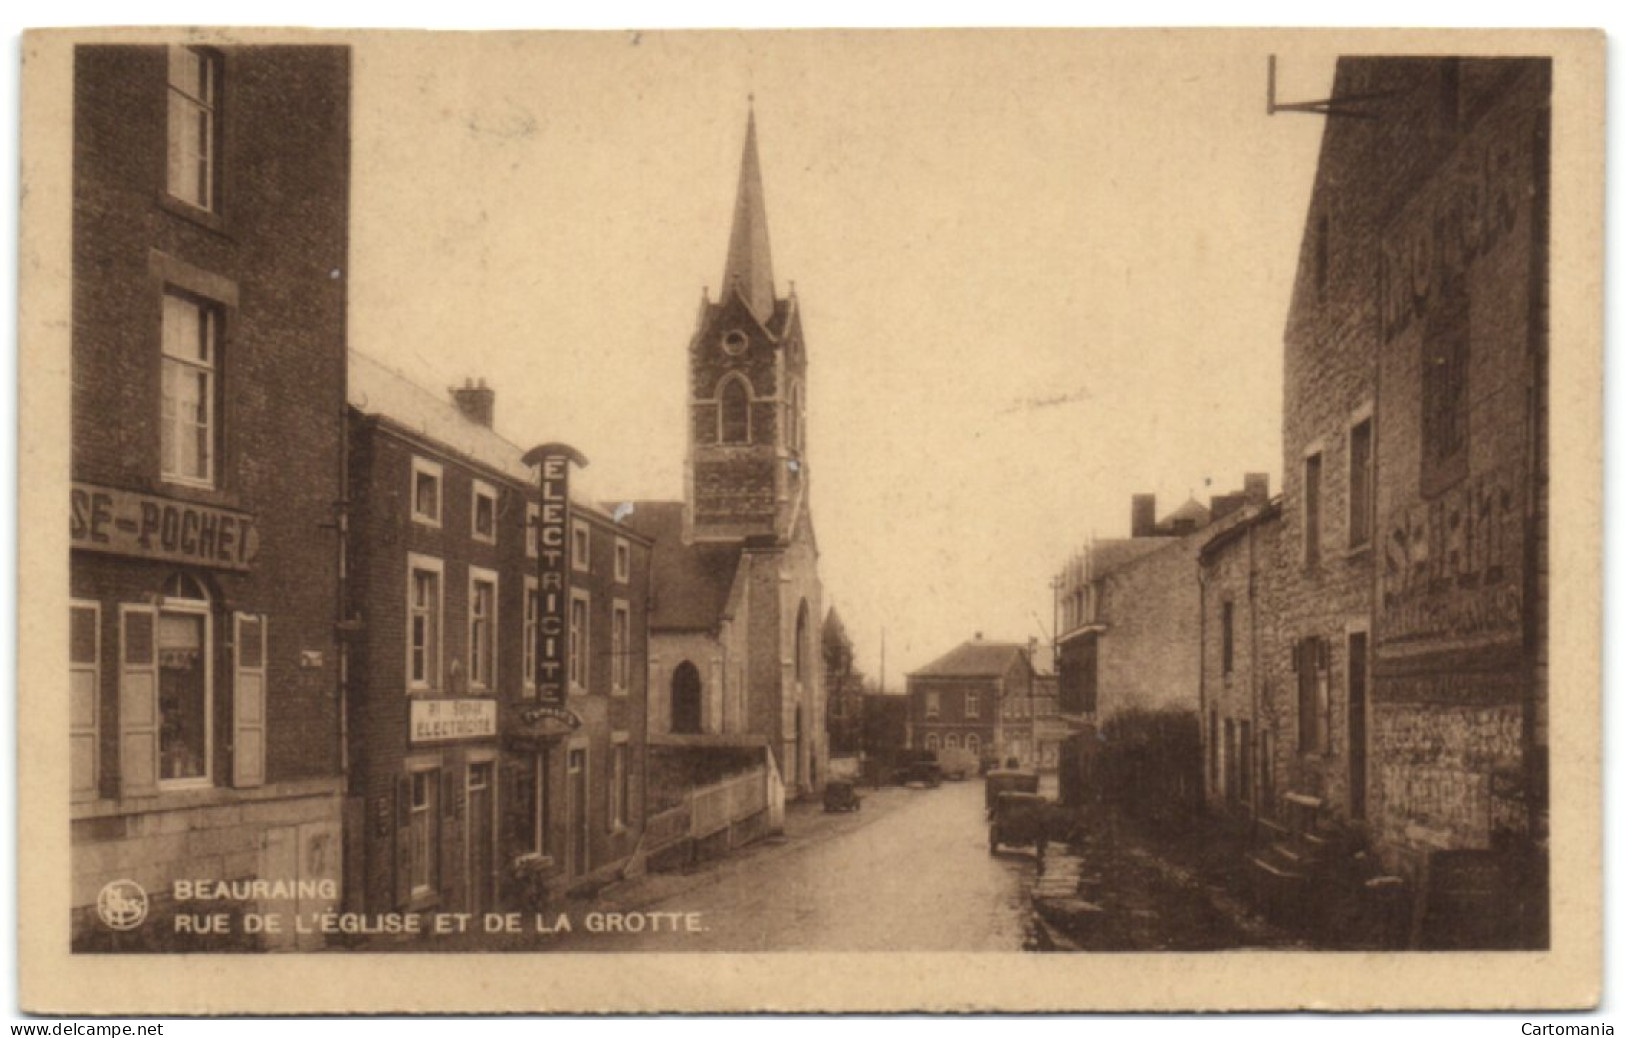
[{"left": 1031, "top": 819, "right": 1306, "bottom": 952}]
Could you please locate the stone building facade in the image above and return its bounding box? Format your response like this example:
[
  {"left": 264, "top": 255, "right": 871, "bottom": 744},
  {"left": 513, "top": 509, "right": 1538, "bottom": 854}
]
[
  {"left": 1269, "top": 60, "right": 1549, "bottom": 906},
  {"left": 344, "top": 355, "right": 651, "bottom": 914},
  {"left": 1053, "top": 481, "right": 1267, "bottom": 804},
  {"left": 1197, "top": 499, "right": 1284, "bottom": 821},
  {"left": 629, "top": 110, "right": 827, "bottom": 800},
  {"left": 69, "top": 45, "right": 352, "bottom": 949}
]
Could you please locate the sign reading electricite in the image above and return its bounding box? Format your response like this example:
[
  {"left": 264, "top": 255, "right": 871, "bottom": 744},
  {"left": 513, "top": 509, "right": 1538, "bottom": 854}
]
[
  {"left": 70, "top": 481, "right": 259, "bottom": 571},
  {"left": 410, "top": 699, "right": 498, "bottom": 744},
  {"left": 524, "top": 443, "right": 588, "bottom": 704}
]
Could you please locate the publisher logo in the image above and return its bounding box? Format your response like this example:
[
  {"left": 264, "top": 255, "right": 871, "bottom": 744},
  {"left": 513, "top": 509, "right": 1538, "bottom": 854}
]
[{"left": 96, "top": 879, "right": 148, "bottom": 931}]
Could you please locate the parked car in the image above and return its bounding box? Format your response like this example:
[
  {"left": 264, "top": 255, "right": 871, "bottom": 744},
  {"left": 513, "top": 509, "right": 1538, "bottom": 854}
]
[
  {"left": 822, "top": 779, "right": 862, "bottom": 813},
  {"left": 984, "top": 768, "right": 1040, "bottom": 815},
  {"left": 989, "top": 790, "right": 1051, "bottom": 861},
  {"left": 937, "top": 746, "right": 976, "bottom": 781},
  {"left": 895, "top": 749, "right": 943, "bottom": 787}
]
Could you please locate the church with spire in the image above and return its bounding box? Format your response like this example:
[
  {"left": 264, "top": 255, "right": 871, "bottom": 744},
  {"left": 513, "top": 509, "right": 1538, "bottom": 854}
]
[{"left": 626, "top": 108, "right": 828, "bottom": 803}]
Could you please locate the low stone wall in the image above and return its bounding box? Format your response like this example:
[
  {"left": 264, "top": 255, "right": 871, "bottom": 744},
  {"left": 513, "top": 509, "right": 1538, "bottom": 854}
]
[{"left": 71, "top": 781, "right": 343, "bottom": 952}]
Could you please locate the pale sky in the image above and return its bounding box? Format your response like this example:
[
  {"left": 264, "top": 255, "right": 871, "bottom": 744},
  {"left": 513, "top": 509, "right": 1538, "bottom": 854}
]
[{"left": 347, "top": 31, "right": 1336, "bottom": 679}]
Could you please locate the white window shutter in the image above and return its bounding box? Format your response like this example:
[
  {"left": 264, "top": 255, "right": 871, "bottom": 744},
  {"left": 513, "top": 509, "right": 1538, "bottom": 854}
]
[
  {"left": 118, "top": 604, "right": 160, "bottom": 796},
  {"left": 69, "top": 603, "right": 100, "bottom": 801},
  {"left": 232, "top": 612, "right": 267, "bottom": 788}
]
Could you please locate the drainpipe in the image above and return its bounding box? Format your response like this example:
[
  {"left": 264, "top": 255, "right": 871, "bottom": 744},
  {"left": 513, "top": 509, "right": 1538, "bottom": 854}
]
[
  {"left": 1249, "top": 518, "right": 1261, "bottom": 823},
  {"left": 1197, "top": 555, "right": 1208, "bottom": 807}
]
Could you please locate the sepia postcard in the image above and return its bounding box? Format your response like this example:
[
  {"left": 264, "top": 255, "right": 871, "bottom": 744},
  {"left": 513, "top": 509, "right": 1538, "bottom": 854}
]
[{"left": 16, "top": 26, "right": 1603, "bottom": 1014}]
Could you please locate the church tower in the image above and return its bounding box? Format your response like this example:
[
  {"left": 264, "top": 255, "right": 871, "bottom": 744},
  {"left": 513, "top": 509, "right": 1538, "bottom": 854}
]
[{"left": 685, "top": 108, "right": 809, "bottom": 544}]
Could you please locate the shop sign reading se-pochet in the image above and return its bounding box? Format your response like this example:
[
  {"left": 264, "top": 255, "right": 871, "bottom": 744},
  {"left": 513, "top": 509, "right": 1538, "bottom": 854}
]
[{"left": 70, "top": 481, "right": 259, "bottom": 571}]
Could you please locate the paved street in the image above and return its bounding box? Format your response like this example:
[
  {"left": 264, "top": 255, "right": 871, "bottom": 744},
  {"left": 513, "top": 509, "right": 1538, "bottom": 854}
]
[{"left": 550, "top": 779, "right": 1039, "bottom": 952}]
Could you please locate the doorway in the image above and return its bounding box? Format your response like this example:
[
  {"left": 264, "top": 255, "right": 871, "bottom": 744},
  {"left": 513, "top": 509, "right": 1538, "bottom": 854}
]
[
  {"left": 466, "top": 760, "right": 494, "bottom": 916},
  {"left": 568, "top": 747, "right": 588, "bottom": 877},
  {"left": 1348, "top": 630, "right": 1369, "bottom": 819},
  {"left": 671, "top": 662, "right": 702, "bottom": 734}
]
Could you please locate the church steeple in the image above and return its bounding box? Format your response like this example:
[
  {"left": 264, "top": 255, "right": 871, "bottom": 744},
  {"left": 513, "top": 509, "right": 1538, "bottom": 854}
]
[
  {"left": 685, "top": 103, "right": 808, "bottom": 545},
  {"left": 721, "top": 105, "right": 776, "bottom": 324}
]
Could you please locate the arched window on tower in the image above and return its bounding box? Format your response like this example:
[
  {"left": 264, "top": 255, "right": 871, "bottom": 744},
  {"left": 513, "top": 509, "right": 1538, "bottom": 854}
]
[
  {"left": 787, "top": 380, "right": 804, "bottom": 452},
  {"left": 718, "top": 376, "right": 751, "bottom": 445}
]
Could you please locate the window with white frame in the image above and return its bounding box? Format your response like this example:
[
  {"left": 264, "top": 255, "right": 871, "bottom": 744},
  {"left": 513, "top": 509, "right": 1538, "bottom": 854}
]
[
  {"left": 407, "top": 555, "right": 443, "bottom": 690},
  {"left": 614, "top": 538, "right": 631, "bottom": 583},
  {"left": 160, "top": 292, "right": 218, "bottom": 487},
  {"left": 611, "top": 600, "right": 631, "bottom": 695},
  {"left": 468, "top": 569, "right": 497, "bottom": 691},
  {"left": 569, "top": 589, "right": 590, "bottom": 693},
  {"left": 925, "top": 732, "right": 940, "bottom": 751},
  {"left": 965, "top": 691, "right": 980, "bottom": 719},
  {"left": 523, "top": 577, "right": 539, "bottom": 696},
  {"left": 526, "top": 503, "right": 539, "bottom": 558},
  {"left": 572, "top": 521, "right": 590, "bottom": 572},
  {"left": 411, "top": 458, "right": 443, "bottom": 527},
  {"left": 166, "top": 46, "right": 218, "bottom": 211},
  {"left": 925, "top": 690, "right": 940, "bottom": 718},
  {"left": 1348, "top": 415, "right": 1374, "bottom": 551},
  {"left": 1303, "top": 449, "right": 1324, "bottom": 566},
  {"left": 471, "top": 480, "right": 497, "bottom": 544}
]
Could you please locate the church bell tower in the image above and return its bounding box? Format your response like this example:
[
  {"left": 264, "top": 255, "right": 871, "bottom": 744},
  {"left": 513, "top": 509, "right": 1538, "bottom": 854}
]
[{"left": 684, "top": 108, "right": 809, "bottom": 543}]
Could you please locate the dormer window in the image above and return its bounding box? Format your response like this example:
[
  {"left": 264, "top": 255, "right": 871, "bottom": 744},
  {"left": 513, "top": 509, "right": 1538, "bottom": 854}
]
[{"left": 718, "top": 375, "right": 752, "bottom": 445}]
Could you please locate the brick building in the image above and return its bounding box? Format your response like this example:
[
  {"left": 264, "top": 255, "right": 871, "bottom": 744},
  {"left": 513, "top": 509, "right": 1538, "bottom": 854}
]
[
  {"left": 68, "top": 45, "right": 351, "bottom": 948},
  {"left": 626, "top": 109, "right": 827, "bottom": 801},
  {"left": 344, "top": 354, "right": 652, "bottom": 914},
  {"left": 906, "top": 637, "right": 1036, "bottom": 768},
  {"left": 1267, "top": 62, "right": 1548, "bottom": 914}
]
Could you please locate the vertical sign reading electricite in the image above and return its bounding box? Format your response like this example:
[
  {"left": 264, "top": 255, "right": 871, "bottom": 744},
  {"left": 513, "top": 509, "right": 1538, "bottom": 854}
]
[{"left": 523, "top": 443, "right": 589, "bottom": 704}]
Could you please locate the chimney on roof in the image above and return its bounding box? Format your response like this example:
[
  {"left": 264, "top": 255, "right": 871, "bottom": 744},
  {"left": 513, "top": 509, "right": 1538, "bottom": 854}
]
[
  {"left": 1245, "top": 472, "right": 1270, "bottom": 506},
  {"left": 1131, "top": 494, "right": 1156, "bottom": 538},
  {"left": 451, "top": 377, "right": 495, "bottom": 428},
  {"left": 1210, "top": 492, "right": 1246, "bottom": 522}
]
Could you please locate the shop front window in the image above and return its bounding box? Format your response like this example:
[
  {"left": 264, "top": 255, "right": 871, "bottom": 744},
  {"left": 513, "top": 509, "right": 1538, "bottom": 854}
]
[{"left": 158, "top": 576, "right": 210, "bottom": 783}]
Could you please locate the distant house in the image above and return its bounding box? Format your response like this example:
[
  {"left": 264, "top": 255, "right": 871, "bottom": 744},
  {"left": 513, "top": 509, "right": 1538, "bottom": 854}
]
[
  {"left": 1051, "top": 478, "right": 1268, "bottom": 804},
  {"left": 907, "top": 636, "right": 1037, "bottom": 768}
]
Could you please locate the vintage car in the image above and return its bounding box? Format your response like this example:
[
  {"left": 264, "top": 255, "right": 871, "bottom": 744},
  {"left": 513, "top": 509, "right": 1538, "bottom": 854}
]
[
  {"left": 983, "top": 768, "right": 1040, "bottom": 815},
  {"left": 894, "top": 749, "right": 944, "bottom": 788},
  {"left": 822, "top": 779, "right": 862, "bottom": 813},
  {"left": 936, "top": 746, "right": 976, "bottom": 781},
  {"left": 989, "top": 791, "right": 1051, "bottom": 859}
]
